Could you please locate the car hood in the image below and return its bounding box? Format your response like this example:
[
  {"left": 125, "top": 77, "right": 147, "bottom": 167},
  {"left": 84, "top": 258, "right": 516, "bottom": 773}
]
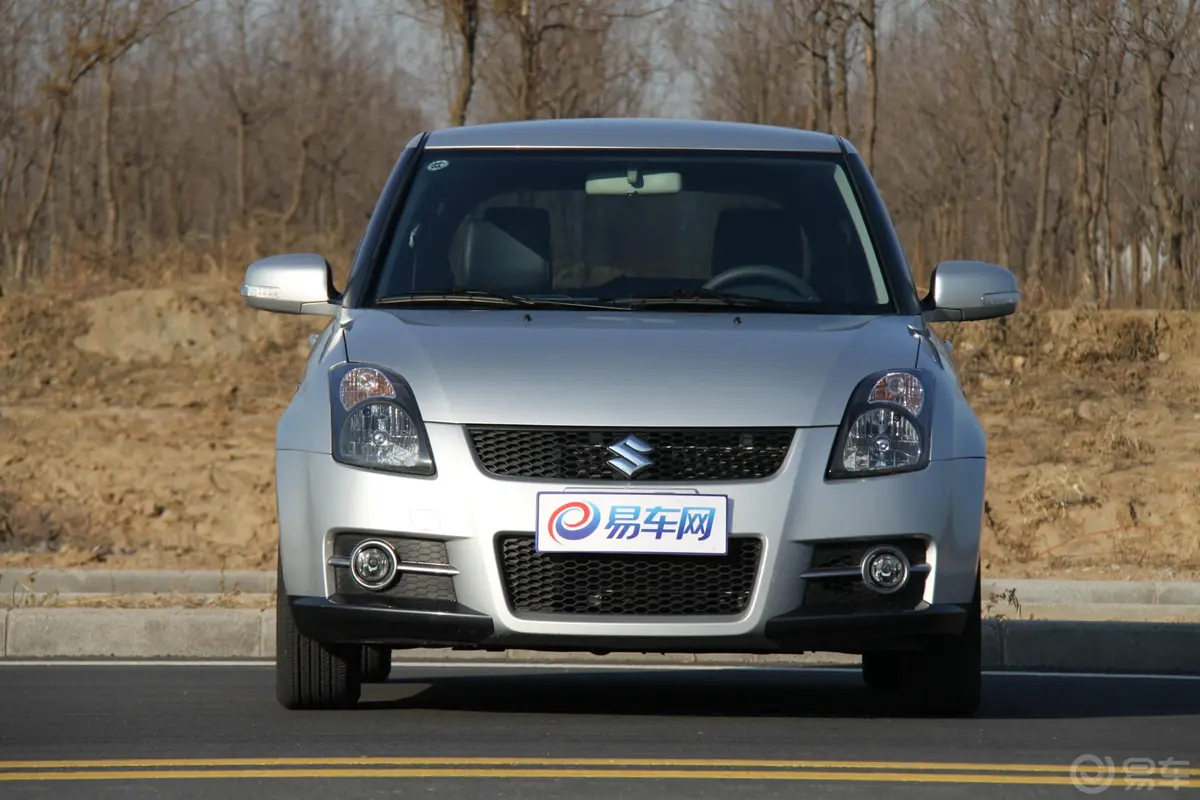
[{"left": 340, "top": 309, "right": 921, "bottom": 427}]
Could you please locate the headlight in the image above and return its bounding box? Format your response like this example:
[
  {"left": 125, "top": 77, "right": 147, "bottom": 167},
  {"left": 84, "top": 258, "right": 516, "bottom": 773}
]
[
  {"left": 826, "top": 369, "right": 932, "bottom": 480},
  {"left": 328, "top": 364, "right": 435, "bottom": 475}
]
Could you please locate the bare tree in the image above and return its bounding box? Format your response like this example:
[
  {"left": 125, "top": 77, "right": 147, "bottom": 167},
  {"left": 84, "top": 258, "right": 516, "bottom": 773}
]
[
  {"left": 429, "top": 0, "right": 481, "bottom": 126},
  {"left": 396, "top": 0, "right": 482, "bottom": 126},
  {"left": 0, "top": 0, "right": 37, "bottom": 281},
  {"left": 95, "top": 0, "right": 195, "bottom": 253},
  {"left": 857, "top": 0, "right": 878, "bottom": 168},
  {"left": 1127, "top": 0, "right": 1200, "bottom": 307},
  {"left": 684, "top": 1, "right": 831, "bottom": 129},
  {"left": 1, "top": 0, "right": 429, "bottom": 284},
  {"left": 2, "top": 0, "right": 1199, "bottom": 310},
  {"left": 830, "top": 1, "right": 853, "bottom": 137},
  {"left": 1021, "top": 0, "right": 1066, "bottom": 300},
  {"left": 11, "top": 1, "right": 110, "bottom": 282},
  {"left": 482, "top": 0, "right": 665, "bottom": 122},
  {"left": 202, "top": 0, "right": 283, "bottom": 227}
]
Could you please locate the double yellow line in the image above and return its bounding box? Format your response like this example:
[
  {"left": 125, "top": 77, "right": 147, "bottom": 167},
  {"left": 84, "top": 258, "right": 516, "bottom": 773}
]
[{"left": 0, "top": 757, "right": 1197, "bottom": 787}]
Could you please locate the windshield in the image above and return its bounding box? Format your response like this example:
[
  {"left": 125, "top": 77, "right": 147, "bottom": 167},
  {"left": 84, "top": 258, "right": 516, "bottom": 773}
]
[{"left": 369, "top": 149, "right": 894, "bottom": 313}]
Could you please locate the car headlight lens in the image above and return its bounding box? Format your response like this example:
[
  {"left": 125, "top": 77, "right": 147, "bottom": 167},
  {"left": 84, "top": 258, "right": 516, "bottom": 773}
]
[
  {"left": 340, "top": 402, "right": 423, "bottom": 468},
  {"left": 827, "top": 369, "right": 931, "bottom": 479},
  {"left": 329, "top": 363, "right": 435, "bottom": 475},
  {"left": 842, "top": 407, "right": 922, "bottom": 471}
]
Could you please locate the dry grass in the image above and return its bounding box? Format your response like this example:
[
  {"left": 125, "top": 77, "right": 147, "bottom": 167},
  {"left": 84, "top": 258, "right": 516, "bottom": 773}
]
[
  {"left": 1097, "top": 413, "right": 1154, "bottom": 461},
  {"left": 12, "top": 221, "right": 356, "bottom": 300},
  {"left": 1016, "top": 468, "right": 1101, "bottom": 530},
  {"left": 983, "top": 586, "right": 1025, "bottom": 620}
]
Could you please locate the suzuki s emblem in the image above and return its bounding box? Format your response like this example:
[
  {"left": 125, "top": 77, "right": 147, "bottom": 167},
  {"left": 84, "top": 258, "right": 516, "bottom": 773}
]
[{"left": 607, "top": 435, "right": 655, "bottom": 478}]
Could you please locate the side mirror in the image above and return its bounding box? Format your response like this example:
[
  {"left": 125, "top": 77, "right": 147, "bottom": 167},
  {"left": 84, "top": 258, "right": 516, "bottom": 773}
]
[
  {"left": 922, "top": 260, "right": 1020, "bottom": 322},
  {"left": 240, "top": 253, "right": 340, "bottom": 316}
]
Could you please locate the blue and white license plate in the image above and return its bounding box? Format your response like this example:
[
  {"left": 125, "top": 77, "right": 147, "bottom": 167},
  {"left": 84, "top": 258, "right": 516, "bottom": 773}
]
[{"left": 535, "top": 492, "right": 729, "bottom": 555}]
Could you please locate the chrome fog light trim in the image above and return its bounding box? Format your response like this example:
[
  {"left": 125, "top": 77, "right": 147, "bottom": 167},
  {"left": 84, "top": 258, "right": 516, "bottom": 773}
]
[
  {"left": 860, "top": 546, "right": 910, "bottom": 594},
  {"left": 348, "top": 539, "right": 400, "bottom": 591}
]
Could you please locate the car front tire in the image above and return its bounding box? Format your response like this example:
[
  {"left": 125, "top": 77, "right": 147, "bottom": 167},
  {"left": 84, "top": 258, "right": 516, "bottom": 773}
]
[
  {"left": 275, "top": 562, "right": 362, "bottom": 710},
  {"left": 903, "top": 570, "right": 982, "bottom": 717},
  {"left": 861, "top": 570, "right": 982, "bottom": 717},
  {"left": 861, "top": 651, "right": 904, "bottom": 690},
  {"left": 361, "top": 646, "right": 392, "bottom": 683}
]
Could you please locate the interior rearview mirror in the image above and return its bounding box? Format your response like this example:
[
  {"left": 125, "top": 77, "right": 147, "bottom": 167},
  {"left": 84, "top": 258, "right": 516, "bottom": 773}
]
[
  {"left": 585, "top": 170, "right": 682, "bottom": 196},
  {"left": 241, "top": 253, "right": 340, "bottom": 316},
  {"left": 922, "top": 260, "right": 1020, "bottom": 323}
]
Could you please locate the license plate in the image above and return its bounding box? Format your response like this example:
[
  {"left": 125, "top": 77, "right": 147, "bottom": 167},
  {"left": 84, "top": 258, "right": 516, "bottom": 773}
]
[{"left": 535, "top": 492, "right": 729, "bottom": 555}]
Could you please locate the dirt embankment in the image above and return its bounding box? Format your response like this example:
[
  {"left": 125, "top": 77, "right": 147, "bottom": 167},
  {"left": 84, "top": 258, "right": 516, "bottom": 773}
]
[
  {"left": 0, "top": 282, "right": 324, "bottom": 570},
  {"left": 941, "top": 310, "right": 1200, "bottom": 579},
  {"left": 2, "top": 282, "right": 1198, "bottom": 580}
]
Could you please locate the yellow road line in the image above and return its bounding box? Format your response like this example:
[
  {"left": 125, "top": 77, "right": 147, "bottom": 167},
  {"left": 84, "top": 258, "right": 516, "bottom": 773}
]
[
  {"left": 0, "top": 767, "right": 1195, "bottom": 786},
  {"left": 3, "top": 757, "right": 1197, "bottom": 775}
]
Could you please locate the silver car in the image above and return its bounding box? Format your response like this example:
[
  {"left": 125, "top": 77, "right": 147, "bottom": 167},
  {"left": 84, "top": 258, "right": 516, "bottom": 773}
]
[{"left": 243, "top": 118, "right": 1019, "bottom": 717}]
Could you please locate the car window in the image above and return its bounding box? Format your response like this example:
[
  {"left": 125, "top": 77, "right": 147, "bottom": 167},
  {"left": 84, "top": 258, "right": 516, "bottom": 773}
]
[{"left": 372, "top": 149, "right": 893, "bottom": 313}]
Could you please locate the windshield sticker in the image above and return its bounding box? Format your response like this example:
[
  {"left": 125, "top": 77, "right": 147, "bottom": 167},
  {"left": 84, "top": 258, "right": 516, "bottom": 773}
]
[{"left": 427, "top": 159, "right": 449, "bottom": 171}]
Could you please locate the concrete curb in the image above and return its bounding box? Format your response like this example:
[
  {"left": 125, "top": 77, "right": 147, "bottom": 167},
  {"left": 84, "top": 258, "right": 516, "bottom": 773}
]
[
  {"left": 0, "top": 569, "right": 275, "bottom": 596},
  {"left": 2, "top": 608, "right": 266, "bottom": 659},
  {"left": 983, "top": 578, "right": 1200, "bottom": 606},
  {"left": 4, "top": 570, "right": 1200, "bottom": 605},
  {"left": 1, "top": 608, "right": 1197, "bottom": 673}
]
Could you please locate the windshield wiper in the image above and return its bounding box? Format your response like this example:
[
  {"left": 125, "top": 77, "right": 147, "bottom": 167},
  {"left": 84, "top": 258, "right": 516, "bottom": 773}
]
[
  {"left": 617, "top": 289, "right": 809, "bottom": 311},
  {"left": 376, "top": 289, "right": 623, "bottom": 311},
  {"left": 377, "top": 289, "right": 533, "bottom": 307}
]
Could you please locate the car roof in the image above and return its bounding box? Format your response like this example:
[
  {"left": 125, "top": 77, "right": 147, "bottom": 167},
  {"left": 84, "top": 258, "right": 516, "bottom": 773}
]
[{"left": 422, "top": 118, "right": 851, "bottom": 154}]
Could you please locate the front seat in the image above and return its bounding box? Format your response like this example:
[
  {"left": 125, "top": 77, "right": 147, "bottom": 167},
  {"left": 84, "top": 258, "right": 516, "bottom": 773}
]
[
  {"left": 462, "top": 206, "right": 553, "bottom": 295},
  {"left": 710, "top": 208, "right": 809, "bottom": 279}
]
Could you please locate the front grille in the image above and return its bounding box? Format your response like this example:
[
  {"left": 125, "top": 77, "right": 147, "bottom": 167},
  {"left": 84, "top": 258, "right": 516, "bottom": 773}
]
[
  {"left": 808, "top": 539, "right": 927, "bottom": 572},
  {"left": 802, "top": 538, "right": 929, "bottom": 614},
  {"left": 497, "top": 534, "right": 762, "bottom": 616},
  {"left": 467, "top": 427, "right": 795, "bottom": 481},
  {"left": 332, "top": 533, "right": 457, "bottom": 603},
  {"left": 333, "top": 534, "right": 451, "bottom": 564},
  {"left": 802, "top": 574, "right": 927, "bottom": 613}
]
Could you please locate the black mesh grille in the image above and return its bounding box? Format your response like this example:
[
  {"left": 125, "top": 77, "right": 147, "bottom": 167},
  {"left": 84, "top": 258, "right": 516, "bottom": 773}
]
[
  {"left": 332, "top": 533, "right": 456, "bottom": 603},
  {"left": 333, "top": 534, "right": 451, "bottom": 564},
  {"left": 467, "top": 427, "right": 794, "bottom": 481},
  {"left": 802, "top": 538, "right": 929, "bottom": 614},
  {"left": 808, "top": 539, "right": 927, "bottom": 572},
  {"left": 497, "top": 534, "right": 762, "bottom": 616}
]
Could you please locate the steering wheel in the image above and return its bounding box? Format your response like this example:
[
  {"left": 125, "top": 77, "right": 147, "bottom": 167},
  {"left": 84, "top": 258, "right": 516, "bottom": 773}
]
[{"left": 703, "top": 264, "right": 818, "bottom": 301}]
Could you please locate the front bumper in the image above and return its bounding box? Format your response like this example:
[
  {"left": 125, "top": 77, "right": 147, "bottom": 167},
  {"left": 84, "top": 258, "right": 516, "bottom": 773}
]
[
  {"left": 288, "top": 594, "right": 970, "bottom": 654},
  {"left": 277, "top": 424, "right": 985, "bottom": 655}
]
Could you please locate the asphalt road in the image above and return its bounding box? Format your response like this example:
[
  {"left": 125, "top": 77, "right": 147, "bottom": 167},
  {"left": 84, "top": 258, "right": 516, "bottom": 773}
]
[{"left": 1, "top": 660, "right": 1198, "bottom": 799}]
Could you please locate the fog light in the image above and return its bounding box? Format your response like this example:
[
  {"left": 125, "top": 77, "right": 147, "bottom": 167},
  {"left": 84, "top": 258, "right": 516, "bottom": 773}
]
[
  {"left": 860, "top": 546, "right": 910, "bottom": 594},
  {"left": 349, "top": 539, "right": 398, "bottom": 591}
]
